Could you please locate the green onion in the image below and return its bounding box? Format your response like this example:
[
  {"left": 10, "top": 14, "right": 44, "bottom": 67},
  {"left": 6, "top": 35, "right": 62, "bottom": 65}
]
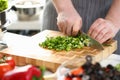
[{"left": 39, "top": 34, "right": 90, "bottom": 51}]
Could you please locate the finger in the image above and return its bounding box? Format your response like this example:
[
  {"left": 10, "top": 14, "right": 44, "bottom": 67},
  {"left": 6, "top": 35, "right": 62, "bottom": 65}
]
[
  {"left": 88, "top": 18, "right": 104, "bottom": 35},
  {"left": 95, "top": 27, "right": 108, "bottom": 42},
  {"left": 57, "top": 21, "right": 63, "bottom": 32},
  {"left": 91, "top": 22, "right": 106, "bottom": 39},
  {"left": 66, "top": 26, "right": 72, "bottom": 36},
  {"left": 57, "top": 19, "right": 67, "bottom": 34},
  {"left": 57, "top": 14, "right": 66, "bottom": 33},
  {"left": 99, "top": 32, "right": 112, "bottom": 43},
  {"left": 62, "top": 20, "right": 67, "bottom": 34},
  {"left": 66, "top": 22, "right": 73, "bottom": 36},
  {"left": 72, "top": 20, "right": 82, "bottom": 36}
]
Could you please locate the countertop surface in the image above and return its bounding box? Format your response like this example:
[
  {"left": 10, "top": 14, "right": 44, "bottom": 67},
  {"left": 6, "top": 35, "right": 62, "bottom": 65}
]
[
  {"left": 1, "top": 32, "right": 120, "bottom": 76},
  {"left": 2, "top": 32, "right": 120, "bottom": 65}
]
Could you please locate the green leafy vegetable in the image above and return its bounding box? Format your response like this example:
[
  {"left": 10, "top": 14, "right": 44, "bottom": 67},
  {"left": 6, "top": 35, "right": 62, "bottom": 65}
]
[
  {"left": 115, "top": 63, "right": 120, "bottom": 72},
  {"left": 0, "top": 0, "right": 8, "bottom": 12},
  {"left": 39, "top": 34, "right": 90, "bottom": 51}
]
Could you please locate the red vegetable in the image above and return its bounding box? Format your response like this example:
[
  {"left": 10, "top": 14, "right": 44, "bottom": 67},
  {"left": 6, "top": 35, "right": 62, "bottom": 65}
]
[
  {"left": 5, "top": 56, "right": 15, "bottom": 69},
  {"left": 71, "top": 67, "right": 84, "bottom": 75},
  {"left": 0, "top": 63, "right": 12, "bottom": 79},
  {"left": 0, "top": 55, "right": 15, "bottom": 79},
  {"left": 64, "top": 67, "right": 84, "bottom": 80},
  {"left": 73, "top": 77, "right": 82, "bottom": 80},
  {"left": 2, "top": 65, "right": 42, "bottom": 80},
  {"left": 64, "top": 77, "right": 72, "bottom": 80}
]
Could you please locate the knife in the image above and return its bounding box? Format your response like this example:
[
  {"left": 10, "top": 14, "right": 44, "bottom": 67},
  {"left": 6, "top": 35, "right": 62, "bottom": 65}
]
[{"left": 80, "top": 31, "right": 104, "bottom": 50}]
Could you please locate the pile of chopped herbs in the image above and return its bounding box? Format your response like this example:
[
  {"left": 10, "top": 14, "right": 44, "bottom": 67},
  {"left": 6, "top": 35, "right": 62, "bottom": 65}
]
[
  {"left": 0, "top": 0, "right": 8, "bottom": 12},
  {"left": 39, "top": 34, "right": 90, "bottom": 51}
]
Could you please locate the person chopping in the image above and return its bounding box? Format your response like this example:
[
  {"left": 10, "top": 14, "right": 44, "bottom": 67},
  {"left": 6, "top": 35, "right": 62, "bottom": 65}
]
[{"left": 41, "top": 0, "right": 120, "bottom": 54}]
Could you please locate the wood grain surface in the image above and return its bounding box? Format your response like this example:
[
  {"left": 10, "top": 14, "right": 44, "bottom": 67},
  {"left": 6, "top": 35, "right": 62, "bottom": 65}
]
[{"left": 0, "top": 30, "right": 117, "bottom": 72}]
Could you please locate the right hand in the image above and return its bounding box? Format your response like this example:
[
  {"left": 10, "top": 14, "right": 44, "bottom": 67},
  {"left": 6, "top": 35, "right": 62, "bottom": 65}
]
[{"left": 57, "top": 9, "right": 82, "bottom": 36}]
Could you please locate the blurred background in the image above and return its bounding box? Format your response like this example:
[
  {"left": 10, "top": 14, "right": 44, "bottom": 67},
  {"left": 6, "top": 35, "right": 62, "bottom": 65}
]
[{"left": 6, "top": 0, "right": 47, "bottom": 36}]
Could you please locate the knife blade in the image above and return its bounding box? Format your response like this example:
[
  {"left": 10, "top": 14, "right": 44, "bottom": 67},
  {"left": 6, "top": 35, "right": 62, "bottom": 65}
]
[{"left": 80, "top": 31, "right": 104, "bottom": 50}]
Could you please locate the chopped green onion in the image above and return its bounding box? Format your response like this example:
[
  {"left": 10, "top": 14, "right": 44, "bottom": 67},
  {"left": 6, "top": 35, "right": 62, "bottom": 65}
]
[{"left": 39, "top": 34, "right": 90, "bottom": 51}]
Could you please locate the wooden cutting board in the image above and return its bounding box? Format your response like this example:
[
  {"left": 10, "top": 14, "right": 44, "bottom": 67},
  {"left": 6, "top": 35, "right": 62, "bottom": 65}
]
[{"left": 0, "top": 30, "right": 117, "bottom": 72}]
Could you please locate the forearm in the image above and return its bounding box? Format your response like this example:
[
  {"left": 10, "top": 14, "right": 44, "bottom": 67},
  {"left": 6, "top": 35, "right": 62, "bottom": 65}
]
[
  {"left": 52, "top": 0, "right": 75, "bottom": 13},
  {"left": 106, "top": 0, "right": 120, "bottom": 30}
]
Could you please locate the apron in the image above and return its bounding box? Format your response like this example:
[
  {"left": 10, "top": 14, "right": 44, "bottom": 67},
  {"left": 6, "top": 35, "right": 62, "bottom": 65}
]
[{"left": 41, "top": 0, "right": 120, "bottom": 55}]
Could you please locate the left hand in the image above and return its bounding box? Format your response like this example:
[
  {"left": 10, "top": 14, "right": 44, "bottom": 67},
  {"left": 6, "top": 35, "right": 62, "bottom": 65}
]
[{"left": 88, "top": 18, "right": 118, "bottom": 43}]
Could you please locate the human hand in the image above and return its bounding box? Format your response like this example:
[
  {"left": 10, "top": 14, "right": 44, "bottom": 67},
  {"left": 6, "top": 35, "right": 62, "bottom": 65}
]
[
  {"left": 88, "top": 18, "right": 118, "bottom": 43},
  {"left": 57, "top": 10, "right": 82, "bottom": 36}
]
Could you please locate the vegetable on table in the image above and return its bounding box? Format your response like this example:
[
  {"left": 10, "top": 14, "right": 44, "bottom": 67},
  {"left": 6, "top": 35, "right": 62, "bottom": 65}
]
[
  {"left": 64, "top": 67, "right": 84, "bottom": 80},
  {"left": 0, "top": 63, "right": 12, "bottom": 79},
  {"left": 0, "top": 55, "right": 15, "bottom": 79},
  {"left": 4, "top": 56, "right": 15, "bottom": 69},
  {"left": 2, "top": 65, "right": 44, "bottom": 80},
  {"left": 71, "top": 67, "right": 84, "bottom": 75},
  {"left": 39, "top": 34, "right": 90, "bottom": 51},
  {"left": 0, "top": 0, "right": 8, "bottom": 12},
  {"left": 64, "top": 56, "right": 120, "bottom": 80}
]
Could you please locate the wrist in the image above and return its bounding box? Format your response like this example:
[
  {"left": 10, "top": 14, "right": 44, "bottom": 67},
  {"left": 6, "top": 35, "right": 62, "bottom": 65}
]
[
  {"left": 105, "top": 17, "right": 120, "bottom": 37},
  {"left": 105, "top": 17, "right": 120, "bottom": 31}
]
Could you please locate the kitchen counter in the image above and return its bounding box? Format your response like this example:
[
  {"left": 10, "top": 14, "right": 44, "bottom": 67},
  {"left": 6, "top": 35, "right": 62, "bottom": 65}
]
[
  {"left": 1, "top": 32, "right": 120, "bottom": 63},
  {"left": 0, "top": 31, "right": 120, "bottom": 79},
  {"left": 1, "top": 31, "right": 119, "bottom": 65}
]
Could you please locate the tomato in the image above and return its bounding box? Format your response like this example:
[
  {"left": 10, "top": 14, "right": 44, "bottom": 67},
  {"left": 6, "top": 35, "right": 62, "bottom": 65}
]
[
  {"left": 73, "top": 77, "right": 81, "bottom": 80},
  {"left": 0, "top": 63, "right": 12, "bottom": 79},
  {"left": 64, "top": 77, "right": 72, "bottom": 80},
  {"left": 0, "top": 55, "right": 15, "bottom": 79},
  {"left": 0, "top": 55, "right": 15, "bottom": 69},
  {"left": 6, "top": 56, "right": 15, "bottom": 69},
  {"left": 71, "top": 67, "right": 84, "bottom": 75}
]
